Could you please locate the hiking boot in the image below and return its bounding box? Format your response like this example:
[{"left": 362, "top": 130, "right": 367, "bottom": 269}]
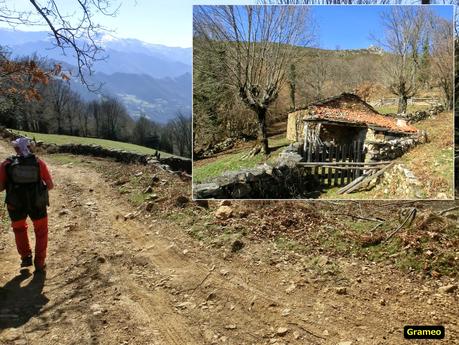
[
  {"left": 21, "top": 255, "right": 33, "bottom": 268},
  {"left": 34, "top": 264, "right": 46, "bottom": 274},
  {"left": 34, "top": 258, "right": 46, "bottom": 274}
]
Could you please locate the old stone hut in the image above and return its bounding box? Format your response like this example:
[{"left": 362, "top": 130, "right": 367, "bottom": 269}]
[{"left": 286, "top": 93, "right": 422, "bottom": 161}]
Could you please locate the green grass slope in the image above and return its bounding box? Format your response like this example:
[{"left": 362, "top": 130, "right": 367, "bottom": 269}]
[{"left": 11, "top": 130, "right": 175, "bottom": 158}]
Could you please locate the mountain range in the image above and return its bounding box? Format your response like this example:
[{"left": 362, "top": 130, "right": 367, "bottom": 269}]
[{"left": 0, "top": 28, "right": 192, "bottom": 123}]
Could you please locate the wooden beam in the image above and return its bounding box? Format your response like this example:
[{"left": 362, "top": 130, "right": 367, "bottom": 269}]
[
  {"left": 344, "top": 162, "right": 395, "bottom": 194},
  {"left": 337, "top": 173, "right": 372, "bottom": 194},
  {"left": 304, "top": 118, "right": 367, "bottom": 128}
]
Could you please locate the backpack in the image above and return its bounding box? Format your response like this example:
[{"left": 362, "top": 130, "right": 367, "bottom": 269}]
[
  {"left": 7, "top": 155, "right": 40, "bottom": 184},
  {"left": 4, "top": 155, "right": 49, "bottom": 209}
]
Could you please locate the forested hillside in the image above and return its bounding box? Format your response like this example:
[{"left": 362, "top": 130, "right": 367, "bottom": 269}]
[
  {"left": 194, "top": 44, "right": 447, "bottom": 153},
  {"left": 0, "top": 48, "right": 192, "bottom": 158}
]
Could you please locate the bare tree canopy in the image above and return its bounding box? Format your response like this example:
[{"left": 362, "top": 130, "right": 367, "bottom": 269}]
[
  {"left": 194, "top": 5, "right": 315, "bottom": 154},
  {"left": 430, "top": 15, "right": 454, "bottom": 109},
  {"left": 376, "top": 6, "right": 436, "bottom": 113},
  {"left": 169, "top": 112, "right": 192, "bottom": 158},
  {"left": 0, "top": 0, "right": 121, "bottom": 89}
]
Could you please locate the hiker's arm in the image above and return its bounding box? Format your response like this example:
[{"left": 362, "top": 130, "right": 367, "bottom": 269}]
[
  {"left": 0, "top": 162, "right": 6, "bottom": 192},
  {"left": 45, "top": 179, "right": 54, "bottom": 191},
  {"left": 38, "top": 159, "right": 54, "bottom": 190}
]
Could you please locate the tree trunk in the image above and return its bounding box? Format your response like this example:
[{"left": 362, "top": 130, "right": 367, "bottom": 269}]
[
  {"left": 256, "top": 107, "right": 269, "bottom": 154},
  {"left": 289, "top": 82, "right": 296, "bottom": 111},
  {"left": 83, "top": 117, "right": 88, "bottom": 136},
  {"left": 94, "top": 116, "right": 100, "bottom": 137},
  {"left": 57, "top": 115, "right": 63, "bottom": 134},
  {"left": 397, "top": 95, "right": 408, "bottom": 114},
  {"left": 441, "top": 81, "right": 453, "bottom": 111},
  {"left": 68, "top": 116, "right": 74, "bottom": 135}
]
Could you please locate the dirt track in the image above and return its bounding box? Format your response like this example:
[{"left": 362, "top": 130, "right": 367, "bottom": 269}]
[{"left": 0, "top": 141, "right": 458, "bottom": 345}]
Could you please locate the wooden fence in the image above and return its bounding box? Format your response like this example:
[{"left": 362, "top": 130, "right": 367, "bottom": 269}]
[
  {"left": 300, "top": 141, "right": 365, "bottom": 187},
  {"left": 370, "top": 97, "right": 439, "bottom": 108}
]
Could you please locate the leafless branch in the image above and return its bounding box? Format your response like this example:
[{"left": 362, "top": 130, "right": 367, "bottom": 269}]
[
  {"left": 0, "top": 0, "right": 122, "bottom": 91},
  {"left": 194, "top": 5, "right": 315, "bottom": 153}
]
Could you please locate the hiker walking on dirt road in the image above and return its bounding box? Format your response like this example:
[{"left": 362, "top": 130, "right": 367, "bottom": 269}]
[{"left": 0, "top": 138, "right": 54, "bottom": 273}]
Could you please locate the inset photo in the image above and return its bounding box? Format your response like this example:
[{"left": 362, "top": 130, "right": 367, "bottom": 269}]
[{"left": 192, "top": 5, "right": 454, "bottom": 200}]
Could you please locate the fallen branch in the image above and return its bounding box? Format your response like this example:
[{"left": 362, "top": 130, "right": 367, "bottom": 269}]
[
  {"left": 369, "top": 222, "right": 384, "bottom": 233},
  {"left": 384, "top": 207, "right": 417, "bottom": 243},
  {"left": 333, "top": 213, "right": 385, "bottom": 223},
  {"left": 189, "top": 271, "right": 212, "bottom": 295},
  {"left": 438, "top": 206, "right": 459, "bottom": 215}
]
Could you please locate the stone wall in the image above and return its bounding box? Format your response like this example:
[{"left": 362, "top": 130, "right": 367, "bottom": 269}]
[
  {"left": 193, "top": 146, "right": 319, "bottom": 199},
  {"left": 398, "top": 104, "right": 445, "bottom": 123},
  {"left": 366, "top": 131, "right": 427, "bottom": 161},
  {"left": 192, "top": 131, "right": 430, "bottom": 199},
  {"left": 194, "top": 138, "right": 237, "bottom": 160},
  {"left": 371, "top": 164, "right": 426, "bottom": 199},
  {"left": 0, "top": 128, "right": 191, "bottom": 173}
]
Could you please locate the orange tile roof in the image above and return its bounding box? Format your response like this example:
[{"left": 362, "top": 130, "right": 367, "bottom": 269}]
[{"left": 308, "top": 106, "right": 418, "bottom": 134}]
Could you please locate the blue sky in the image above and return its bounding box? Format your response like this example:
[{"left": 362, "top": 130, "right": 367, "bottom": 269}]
[
  {"left": 313, "top": 5, "right": 453, "bottom": 50},
  {"left": 0, "top": 0, "right": 257, "bottom": 47},
  {"left": 0, "top": 1, "right": 453, "bottom": 48}
]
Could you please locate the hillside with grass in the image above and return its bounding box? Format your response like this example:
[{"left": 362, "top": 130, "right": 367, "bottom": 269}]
[{"left": 11, "top": 129, "right": 176, "bottom": 158}]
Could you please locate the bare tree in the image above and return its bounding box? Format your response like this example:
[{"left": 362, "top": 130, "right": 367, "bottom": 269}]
[
  {"left": 0, "top": 0, "right": 121, "bottom": 89},
  {"left": 169, "top": 112, "right": 192, "bottom": 158},
  {"left": 88, "top": 100, "right": 102, "bottom": 137},
  {"left": 79, "top": 103, "right": 92, "bottom": 137},
  {"left": 132, "top": 114, "right": 156, "bottom": 147},
  {"left": 194, "top": 5, "right": 314, "bottom": 154},
  {"left": 48, "top": 79, "right": 72, "bottom": 134},
  {"left": 65, "top": 93, "right": 86, "bottom": 135},
  {"left": 99, "top": 96, "right": 127, "bottom": 140},
  {"left": 377, "top": 7, "right": 432, "bottom": 113},
  {"left": 430, "top": 16, "right": 454, "bottom": 110},
  {"left": 302, "top": 53, "right": 329, "bottom": 100}
]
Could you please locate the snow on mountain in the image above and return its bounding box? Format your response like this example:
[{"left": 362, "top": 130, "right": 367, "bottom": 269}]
[
  {"left": 0, "top": 29, "right": 192, "bottom": 78},
  {"left": 0, "top": 28, "right": 192, "bottom": 122}
]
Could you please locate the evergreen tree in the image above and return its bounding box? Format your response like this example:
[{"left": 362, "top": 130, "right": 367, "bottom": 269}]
[{"left": 418, "top": 35, "right": 431, "bottom": 87}]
